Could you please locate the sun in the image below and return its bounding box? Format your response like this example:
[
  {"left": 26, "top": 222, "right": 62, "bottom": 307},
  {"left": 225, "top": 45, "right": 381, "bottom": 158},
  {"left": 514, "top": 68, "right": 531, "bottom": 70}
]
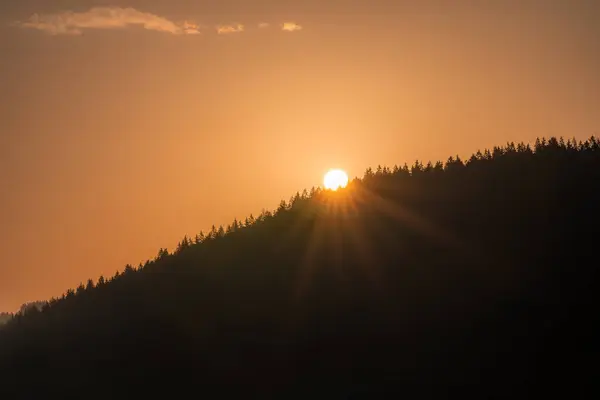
[{"left": 323, "top": 169, "right": 349, "bottom": 191}]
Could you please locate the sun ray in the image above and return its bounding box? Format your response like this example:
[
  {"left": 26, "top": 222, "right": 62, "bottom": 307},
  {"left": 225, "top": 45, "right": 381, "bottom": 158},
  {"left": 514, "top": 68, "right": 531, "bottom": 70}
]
[
  {"left": 351, "top": 185, "right": 517, "bottom": 290},
  {"left": 340, "top": 202, "right": 385, "bottom": 291}
]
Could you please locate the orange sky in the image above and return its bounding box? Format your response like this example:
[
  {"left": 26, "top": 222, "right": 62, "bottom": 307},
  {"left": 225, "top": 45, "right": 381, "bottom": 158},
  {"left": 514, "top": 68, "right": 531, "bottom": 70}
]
[{"left": 1, "top": 0, "right": 599, "bottom": 311}]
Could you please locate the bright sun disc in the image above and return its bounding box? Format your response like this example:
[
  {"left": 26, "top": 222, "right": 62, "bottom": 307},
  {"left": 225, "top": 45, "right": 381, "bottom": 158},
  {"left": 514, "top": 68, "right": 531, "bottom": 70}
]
[{"left": 323, "top": 169, "right": 349, "bottom": 190}]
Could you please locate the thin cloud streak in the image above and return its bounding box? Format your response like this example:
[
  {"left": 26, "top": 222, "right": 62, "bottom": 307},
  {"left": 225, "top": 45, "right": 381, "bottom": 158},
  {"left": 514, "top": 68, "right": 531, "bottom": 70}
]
[
  {"left": 15, "top": 7, "right": 199, "bottom": 35},
  {"left": 182, "top": 21, "right": 202, "bottom": 35},
  {"left": 282, "top": 22, "right": 302, "bottom": 32},
  {"left": 13, "top": 8, "right": 302, "bottom": 36},
  {"left": 216, "top": 24, "right": 244, "bottom": 34}
]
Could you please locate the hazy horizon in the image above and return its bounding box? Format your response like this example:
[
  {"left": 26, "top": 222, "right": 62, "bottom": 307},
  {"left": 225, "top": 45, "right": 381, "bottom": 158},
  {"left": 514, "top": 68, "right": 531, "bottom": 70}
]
[{"left": 1, "top": 0, "right": 599, "bottom": 312}]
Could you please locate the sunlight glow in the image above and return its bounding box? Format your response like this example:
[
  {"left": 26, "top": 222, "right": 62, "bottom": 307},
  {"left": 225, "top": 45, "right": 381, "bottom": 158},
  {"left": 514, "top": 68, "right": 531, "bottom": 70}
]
[{"left": 323, "top": 169, "right": 349, "bottom": 191}]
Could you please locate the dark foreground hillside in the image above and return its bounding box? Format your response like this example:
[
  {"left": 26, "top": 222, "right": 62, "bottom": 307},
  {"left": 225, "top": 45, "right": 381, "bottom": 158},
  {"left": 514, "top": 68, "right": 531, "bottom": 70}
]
[{"left": 1, "top": 137, "right": 599, "bottom": 398}]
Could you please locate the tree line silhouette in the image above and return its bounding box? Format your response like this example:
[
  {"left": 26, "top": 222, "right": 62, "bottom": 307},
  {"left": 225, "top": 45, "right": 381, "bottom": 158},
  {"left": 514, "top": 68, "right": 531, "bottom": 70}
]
[{"left": 0, "top": 136, "right": 599, "bottom": 398}]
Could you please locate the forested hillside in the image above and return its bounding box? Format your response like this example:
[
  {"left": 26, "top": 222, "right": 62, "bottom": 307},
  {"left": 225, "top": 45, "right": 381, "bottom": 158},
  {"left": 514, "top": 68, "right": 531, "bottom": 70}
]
[{"left": 1, "top": 137, "right": 599, "bottom": 398}]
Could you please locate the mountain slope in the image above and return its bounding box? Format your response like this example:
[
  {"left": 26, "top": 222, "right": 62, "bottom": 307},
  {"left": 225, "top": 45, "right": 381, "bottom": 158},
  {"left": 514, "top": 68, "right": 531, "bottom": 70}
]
[{"left": 1, "top": 137, "right": 599, "bottom": 398}]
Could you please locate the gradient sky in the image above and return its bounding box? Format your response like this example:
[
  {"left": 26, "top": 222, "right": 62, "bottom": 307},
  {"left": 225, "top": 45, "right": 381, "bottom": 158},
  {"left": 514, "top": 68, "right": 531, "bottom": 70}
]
[{"left": 1, "top": 0, "right": 599, "bottom": 311}]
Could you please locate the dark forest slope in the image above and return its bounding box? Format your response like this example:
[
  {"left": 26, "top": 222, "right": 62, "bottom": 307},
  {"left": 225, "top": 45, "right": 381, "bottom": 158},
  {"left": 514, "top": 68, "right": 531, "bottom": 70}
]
[{"left": 1, "top": 137, "right": 599, "bottom": 398}]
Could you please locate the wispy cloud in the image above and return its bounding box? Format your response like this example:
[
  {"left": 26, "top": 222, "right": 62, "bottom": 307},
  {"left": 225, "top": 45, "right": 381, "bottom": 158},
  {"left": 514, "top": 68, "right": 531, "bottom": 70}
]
[
  {"left": 182, "top": 21, "right": 201, "bottom": 35},
  {"left": 15, "top": 7, "right": 198, "bottom": 35},
  {"left": 281, "top": 22, "right": 302, "bottom": 32},
  {"left": 216, "top": 24, "right": 244, "bottom": 34},
  {"left": 13, "top": 7, "right": 302, "bottom": 37}
]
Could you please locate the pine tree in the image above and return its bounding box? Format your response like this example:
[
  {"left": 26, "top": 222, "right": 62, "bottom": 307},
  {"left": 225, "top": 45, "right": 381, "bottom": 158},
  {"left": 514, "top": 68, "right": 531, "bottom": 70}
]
[
  {"left": 277, "top": 200, "right": 288, "bottom": 214},
  {"left": 76, "top": 283, "right": 85, "bottom": 295},
  {"left": 176, "top": 236, "right": 191, "bottom": 253},
  {"left": 209, "top": 225, "right": 218, "bottom": 239}
]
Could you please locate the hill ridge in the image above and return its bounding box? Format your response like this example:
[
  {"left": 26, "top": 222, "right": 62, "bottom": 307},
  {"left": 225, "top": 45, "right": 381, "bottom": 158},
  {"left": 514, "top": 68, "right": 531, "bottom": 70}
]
[{"left": 1, "top": 135, "right": 599, "bottom": 397}]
